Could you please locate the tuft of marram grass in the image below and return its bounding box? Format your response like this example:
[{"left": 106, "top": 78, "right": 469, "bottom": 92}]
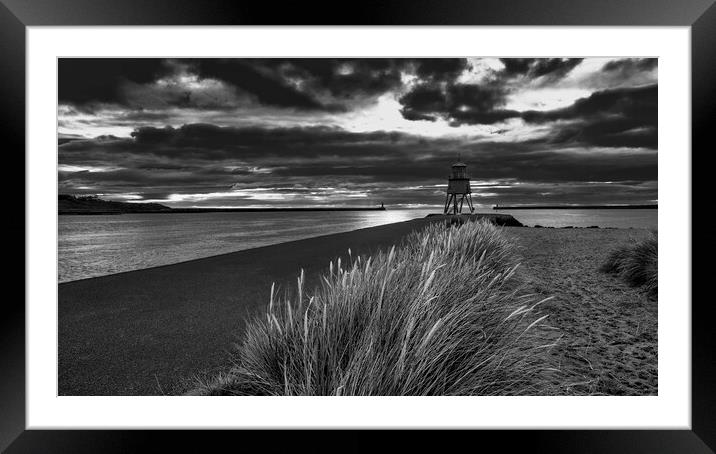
[
  {"left": 600, "top": 231, "right": 657, "bottom": 300},
  {"left": 190, "top": 220, "right": 565, "bottom": 396}
]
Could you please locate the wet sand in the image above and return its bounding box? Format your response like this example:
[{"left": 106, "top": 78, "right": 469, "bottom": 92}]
[{"left": 58, "top": 220, "right": 656, "bottom": 395}]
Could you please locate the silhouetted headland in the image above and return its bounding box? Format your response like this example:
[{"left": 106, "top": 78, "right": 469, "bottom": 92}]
[
  {"left": 58, "top": 194, "right": 386, "bottom": 215},
  {"left": 59, "top": 194, "right": 172, "bottom": 215}
]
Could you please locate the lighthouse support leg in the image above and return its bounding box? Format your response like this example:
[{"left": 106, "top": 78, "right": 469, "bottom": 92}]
[
  {"left": 444, "top": 194, "right": 454, "bottom": 214},
  {"left": 466, "top": 193, "right": 474, "bottom": 213}
]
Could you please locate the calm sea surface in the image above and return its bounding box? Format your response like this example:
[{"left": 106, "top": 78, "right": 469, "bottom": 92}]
[{"left": 58, "top": 208, "right": 656, "bottom": 283}]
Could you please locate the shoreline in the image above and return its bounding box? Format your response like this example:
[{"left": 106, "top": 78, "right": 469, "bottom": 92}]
[
  {"left": 59, "top": 214, "right": 640, "bottom": 285},
  {"left": 59, "top": 217, "right": 431, "bottom": 285},
  {"left": 58, "top": 219, "right": 655, "bottom": 395}
]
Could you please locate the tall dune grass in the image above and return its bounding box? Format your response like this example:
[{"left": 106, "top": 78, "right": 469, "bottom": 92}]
[
  {"left": 190, "top": 221, "right": 564, "bottom": 396},
  {"left": 600, "top": 231, "right": 657, "bottom": 299}
]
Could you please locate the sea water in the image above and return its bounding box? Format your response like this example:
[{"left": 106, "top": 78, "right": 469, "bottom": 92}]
[{"left": 58, "top": 208, "right": 656, "bottom": 283}]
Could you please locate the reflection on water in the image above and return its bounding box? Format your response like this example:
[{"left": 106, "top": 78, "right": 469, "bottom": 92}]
[
  {"left": 58, "top": 209, "right": 433, "bottom": 283},
  {"left": 58, "top": 208, "right": 656, "bottom": 283}
]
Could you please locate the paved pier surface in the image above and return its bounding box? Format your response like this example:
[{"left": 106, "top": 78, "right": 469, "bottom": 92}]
[{"left": 59, "top": 218, "right": 435, "bottom": 395}]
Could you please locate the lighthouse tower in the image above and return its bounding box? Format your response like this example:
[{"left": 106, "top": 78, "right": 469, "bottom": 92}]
[{"left": 443, "top": 160, "right": 474, "bottom": 215}]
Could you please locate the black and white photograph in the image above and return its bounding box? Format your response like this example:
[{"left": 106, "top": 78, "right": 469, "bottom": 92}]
[
  {"left": 2, "top": 0, "right": 711, "bottom": 447},
  {"left": 56, "top": 56, "right": 659, "bottom": 397}
]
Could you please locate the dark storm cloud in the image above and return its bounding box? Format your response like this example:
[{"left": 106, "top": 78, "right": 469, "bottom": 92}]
[
  {"left": 58, "top": 58, "right": 171, "bottom": 107},
  {"left": 58, "top": 58, "right": 476, "bottom": 113},
  {"left": 400, "top": 78, "right": 658, "bottom": 149},
  {"left": 191, "top": 59, "right": 466, "bottom": 104},
  {"left": 272, "top": 59, "right": 407, "bottom": 99},
  {"left": 577, "top": 58, "right": 657, "bottom": 91},
  {"left": 522, "top": 84, "right": 658, "bottom": 149},
  {"left": 58, "top": 132, "right": 86, "bottom": 146},
  {"left": 412, "top": 58, "right": 469, "bottom": 82},
  {"left": 499, "top": 58, "right": 583, "bottom": 81},
  {"left": 188, "top": 59, "right": 331, "bottom": 111},
  {"left": 398, "top": 59, "right": 584, "bottom": 126},
  {"left": 448, "top": 84, "right": 511, "bottom": 113},
  {"left": 60, "top": 125, "right": 426, "bottom": 185},
  {"left": 59, "top": 122, "right": 656, "bottom": 206},
  {"left": 59, "top": 123, "right": 657, "bottom": 181},
  {"left": 399, "top": 83, "right": 514, "bottom": 125},
  {"left": 188, "top": 58, "right": 469, "bottom": 110},
  {"left": 522, "top": 84, "right": 657, "bottom": 123},
  {"left": 602, "top": 58, "right": 658, "bottom": 75},
  {"left": 398, "top": 85, "right": 446, "bottom": 122},
  {"left": 125, "top": 123, "right": 408, "bottom": 155}
]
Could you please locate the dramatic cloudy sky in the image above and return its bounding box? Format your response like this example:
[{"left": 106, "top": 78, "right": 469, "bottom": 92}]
[{"left": 58, "top": 58, "right": 657, "bottom": 208}]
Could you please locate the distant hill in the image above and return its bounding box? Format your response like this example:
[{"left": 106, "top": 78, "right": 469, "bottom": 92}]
[{"left": 58, "top": 195, "right": 172, "bottom": 215}]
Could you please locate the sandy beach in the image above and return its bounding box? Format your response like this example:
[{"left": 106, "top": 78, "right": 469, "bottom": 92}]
[
  {"left": 505, "top": 227, "right": 657, "bottom": 395},
  {"left": 58, "top": 219, "right": 656, "bottom": 395}
]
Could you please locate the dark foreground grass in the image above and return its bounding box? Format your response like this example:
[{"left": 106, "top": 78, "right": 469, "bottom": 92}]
[
  {"left": 600, "top": 232, "right": 658, "bottom": 300},
  {"left": 189, "top": 221, "right": 567, "bottom": 396}
]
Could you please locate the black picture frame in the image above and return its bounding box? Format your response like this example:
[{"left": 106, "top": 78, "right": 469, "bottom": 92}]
[{"left": 4, "top": 0, "right": 713, "bottom": 452}]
